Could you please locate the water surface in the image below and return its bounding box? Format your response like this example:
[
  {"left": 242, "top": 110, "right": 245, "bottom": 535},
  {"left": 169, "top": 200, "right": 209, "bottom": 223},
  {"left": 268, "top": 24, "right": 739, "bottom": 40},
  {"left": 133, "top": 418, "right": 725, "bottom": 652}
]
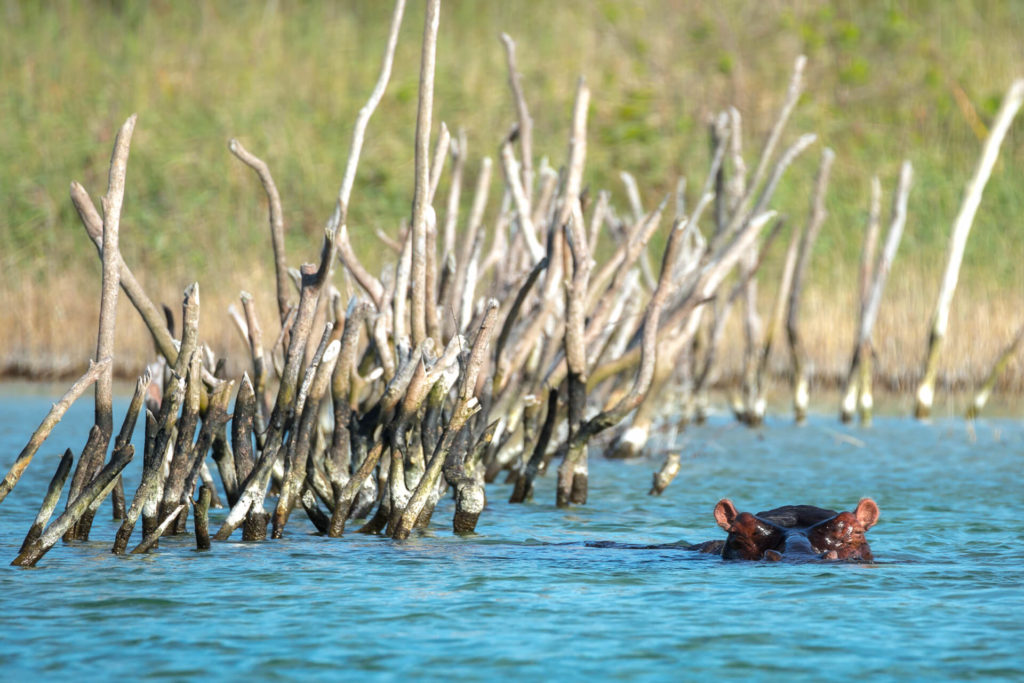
[{"left": 1, "top": 386, "right": 1022, "bottom": 680}]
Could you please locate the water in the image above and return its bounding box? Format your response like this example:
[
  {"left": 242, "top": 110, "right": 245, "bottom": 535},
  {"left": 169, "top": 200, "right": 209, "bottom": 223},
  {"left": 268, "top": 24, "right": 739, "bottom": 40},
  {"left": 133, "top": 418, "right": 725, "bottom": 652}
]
[{"left": 1, "top": 384, "right": 1022, "bottom": 680}]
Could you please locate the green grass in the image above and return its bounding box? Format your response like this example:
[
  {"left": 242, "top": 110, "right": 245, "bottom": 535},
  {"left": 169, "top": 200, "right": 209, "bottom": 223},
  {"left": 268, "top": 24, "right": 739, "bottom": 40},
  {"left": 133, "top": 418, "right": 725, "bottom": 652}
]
[{"left": 1, "top": 0, "right": 1023, "bottom": 359}]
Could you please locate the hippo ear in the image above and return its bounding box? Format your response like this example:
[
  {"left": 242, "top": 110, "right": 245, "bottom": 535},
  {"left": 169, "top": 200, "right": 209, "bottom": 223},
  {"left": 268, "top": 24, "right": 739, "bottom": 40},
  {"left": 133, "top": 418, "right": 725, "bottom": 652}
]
[
  {"left": 854, "top": 498, "right": 880, "bottom": 529},
  {"left": 714, "top": 499, "right": 739, "bottom": 531}
]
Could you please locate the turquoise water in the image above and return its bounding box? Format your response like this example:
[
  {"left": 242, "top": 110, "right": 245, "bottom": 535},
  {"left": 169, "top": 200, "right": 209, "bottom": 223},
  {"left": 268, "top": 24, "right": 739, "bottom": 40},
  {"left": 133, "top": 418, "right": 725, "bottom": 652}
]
[{"left": 1, "top": 385, "right": 1022, "bottom": 680}]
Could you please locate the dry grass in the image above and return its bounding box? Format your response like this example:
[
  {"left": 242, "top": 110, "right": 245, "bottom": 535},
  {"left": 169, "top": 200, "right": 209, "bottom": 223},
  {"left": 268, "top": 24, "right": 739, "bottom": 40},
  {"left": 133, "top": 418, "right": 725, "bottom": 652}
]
[{"left": 5, "top": 253, "right": 1022, "bottom": 413}]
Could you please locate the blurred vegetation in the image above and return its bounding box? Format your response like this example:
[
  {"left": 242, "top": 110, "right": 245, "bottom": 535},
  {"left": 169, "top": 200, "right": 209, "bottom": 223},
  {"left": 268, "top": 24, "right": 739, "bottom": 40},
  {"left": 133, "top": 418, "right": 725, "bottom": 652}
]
[{"left": 1, "top": 0, "right": 1022, "bottom": 374}]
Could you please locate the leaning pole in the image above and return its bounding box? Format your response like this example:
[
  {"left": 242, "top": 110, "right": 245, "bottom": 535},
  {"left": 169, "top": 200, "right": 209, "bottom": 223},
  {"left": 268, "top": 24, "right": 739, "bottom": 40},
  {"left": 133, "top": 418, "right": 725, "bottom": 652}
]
[{"left": 914, "top": 78, "right": 1024, "bottom": 419}]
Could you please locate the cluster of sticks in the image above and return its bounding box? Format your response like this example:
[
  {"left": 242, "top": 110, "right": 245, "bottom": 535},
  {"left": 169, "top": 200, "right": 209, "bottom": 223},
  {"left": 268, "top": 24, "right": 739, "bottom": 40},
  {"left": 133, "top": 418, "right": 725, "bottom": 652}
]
[{"left": 4, "top": 0, "right": 1021, "bottom": 567}]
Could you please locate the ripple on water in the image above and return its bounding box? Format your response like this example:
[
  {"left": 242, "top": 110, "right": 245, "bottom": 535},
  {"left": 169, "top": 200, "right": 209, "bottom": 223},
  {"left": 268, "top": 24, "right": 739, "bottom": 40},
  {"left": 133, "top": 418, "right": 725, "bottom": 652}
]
[{"left": 1, "top": 405, "right": 1023, "bottom": 679}]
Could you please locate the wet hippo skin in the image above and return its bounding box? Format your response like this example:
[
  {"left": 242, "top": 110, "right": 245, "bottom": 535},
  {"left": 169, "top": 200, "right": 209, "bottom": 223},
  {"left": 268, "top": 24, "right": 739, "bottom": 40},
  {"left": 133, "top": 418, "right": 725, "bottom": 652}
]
[{"left": 707, "top": 498, "right": 880, "bottom": 562}]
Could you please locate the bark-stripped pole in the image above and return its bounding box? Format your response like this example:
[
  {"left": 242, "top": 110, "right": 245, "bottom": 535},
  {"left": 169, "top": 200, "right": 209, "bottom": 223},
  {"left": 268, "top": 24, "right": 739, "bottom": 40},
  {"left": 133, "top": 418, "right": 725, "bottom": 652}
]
[
  {"left": 86, "top": 370, "right": 149, "bottom": 532},
  {"left": 329, "top": 0, "right": 406, "bottom": 235},
  {"left": 620, "top": 171, "right": 658, "bottom": 290},
  {"left": 586, "top": 202, "right": 776, "bottom": 395},
  {"left": 558, "top": 202, "right": 715, "bottom": 504},
  {"left": 968, "top": 321, "right": 1024, "bottom": 418},
  {"left": 384, "top": 350, "right": 435, "bottom": 533},
  {"left": 178, "top": 382, "right": 233, "bottom": 535},
  {"left": 18, "top": 449, "right": 74, "bottom": 555},
  {"left": 450, "top": 156, "right": 492, "bottom": 334},
  {"left": 272, "top": 337, "right": 341, "bottom": 538},
  {"left": 328, "top": 301, "right": 372, "bottom": 498},
  {"left": 501, "top": 32, "right": 533, "bottom": 208},
  {"left": 160, "top": 351, "right": 202, "bottom": 528},
  {"left": 509, "top": 388, "right": 559, "bottom": 503},
  {"left": 231, "top": 304, "right": 383, "bottom": 541},
  {"left": 915, "top": 79, "right": 1024, "bottom": 419},
  {"left": 424, "top": 205, "right": 443, "bottom": 343},
  {"left": 194, "top": 485, "right": 212, "bottom": 551},
  {"left": 582, "top": 199, "right": 668, "bottom": 360},
  {"left": 64, "top": 115, "right": 135, "bottom": 540},
  {"left": 240, "top": 292, "right": 270, "bottom": 425},
  {"left": 841, "top": 177, "right": 882, "bottom": 422},
  {"left": 492, "top": 257, "right": 548, "bottom": 391},
  {"left": 334, "top": 341, "right": 428, "bottom": 535},
  {"left": 649, "top": 453, "right": 681, "bottom": 496},
  {"left": 557, "top": 77, "right": 591, "bottom": 508},
  {"left": 723, "top": 55, "right": 806, "bottom": 245},
  {"left": 786, "top": 146, "right": 834, "bottom": 424},
  {"left": 442, "top": 129, "right": 466, "bottom": 263},
  {"left": 841, "top": 163, "right": 912, "bottom": 424},
  {"left": 151, "top": 284, "right": 200, "bottom": 532},
  {"left": 500, "top": 135, "right": 545, "bottom": 263},
  {"left": 14, "top": 445, "right": 134, "bottom": 567},
  {"left": 329, "top": 22, "right": 401, "bottom": 293},
  {"left": 130, "top": 503, "right": 183, "bottom": 555},
  {"left": 757, "top": 218, "right": 800, "bottom": 403},
  {"left": 0, "top": 358, "right": 109, "bottom": 505},
  {"left": 94, "top": 113, "right": 134, "bottom": 443},
  {"left": 393, "top": 299, "right": 499, "bottom": 540},
  {"left": 70, "top": 184, "right": 184, "bottom": 369},
  {"left": 228, "top": 138, "right": 291, "bottom": 324},
  {"left": 112, "top": 372, "right": 186, "bottom": 554},
  {"left": 410, "top": 0, "right": 441, "bottom": 347}
]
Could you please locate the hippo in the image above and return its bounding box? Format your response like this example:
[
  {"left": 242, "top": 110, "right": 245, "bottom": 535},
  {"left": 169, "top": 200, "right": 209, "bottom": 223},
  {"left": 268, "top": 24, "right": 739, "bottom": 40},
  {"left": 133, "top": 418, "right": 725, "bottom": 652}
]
[{"left": 701, "top": 498, "right": 880, "bottom": 562}]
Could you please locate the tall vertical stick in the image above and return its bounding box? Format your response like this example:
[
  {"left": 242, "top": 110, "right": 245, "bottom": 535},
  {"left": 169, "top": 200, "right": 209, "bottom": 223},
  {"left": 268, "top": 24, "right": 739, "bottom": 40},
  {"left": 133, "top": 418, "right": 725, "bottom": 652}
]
[
  {"left": 66, "top": 114, "right": 135, "bottom": 540},
  {"left": 410, "top": 0, "right": 442, "bottom": 347},
  {"left": 786, "top": 147, "right": 834, "bottom": 424},
  {"left": 915, "top": 79, "right": 1024, "bottom": 418},
  {"left": 841, "top": 163, "right": 912, "bottom": 424},
  {"left": 95, "top": 113, "right": 135, "bottom": 439}
]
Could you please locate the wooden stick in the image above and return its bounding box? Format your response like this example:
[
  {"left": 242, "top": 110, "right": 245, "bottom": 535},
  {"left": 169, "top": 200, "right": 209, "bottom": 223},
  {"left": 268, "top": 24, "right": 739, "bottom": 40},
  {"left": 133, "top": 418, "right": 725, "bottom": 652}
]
[
  {"left": 0, "top": 357, "right": 109, "bottom": 505},
  {"left": 786, "top": 146, "right": 834, "bottom": 424},
  {"left": 70, "top": 184, "right": 178, "bottom": 366},
  {"left": 428, "top": 121, "right": 451, "bottom": 206},
  {"left": 160, "top": 351, "right": 202, "bottom": 528},
  {"left": 915, "top": 78, "right": 1024, "bottom": 418},
  {"left": 328, "top": 0, "right": 407, "bottom": 232},
  {"left": 229, "top": 138, "right": 292, "bottom": 324},
  {"left": 18, "top": 449, "right": 74, "bottom": 555},
  {"left": 968, "top": 321, "right": 1024, "bottom": 418},
  {"left": 273, "top": 336, "right": 341, "bottom": 537},
  {"left": 94, "top": 113, "right": 135, "bottom": 441},
  {"left": 194, "top": 485, "right": 212, "bottom": 551},
  {"left": 83, "top": 369, "right": 150, "bottom": 536},
  {"left": 500, "top": 32, "right": 534, "bottom": 208},
  {"left": 557, "top": 78, "right": 592, "bottom": 507},
  {"left": 450, "top": 156, "right": 492, "bottom": 334},
  {"left": 393, "top": 299, "right": 498, "bottom": 540},
  {"left": 409, "top": 0, "right": 442, "bottom": 347},
  {"left": 649, "top": 453, "right": 681, "bottom": 496},
  {"left": 500, "top": 135, "right": 545, "bottom": 263},
  {"left": 130, "top": 503, "right": 184, "bottom": 555},
  {"left": 112, "top": 372, "right": 186, "bottom": 554},
  {"left": 14, "top": 445, "right": 134, "bottom": 566},
  {"left": 841, "top": 162, "right": 912, "bottom": 423},
  {"left": 841, "top": 176, "right": 882, "bottom": 422},
  {"left": 442, "top": 129, "right": 466, "bottom": 265}
]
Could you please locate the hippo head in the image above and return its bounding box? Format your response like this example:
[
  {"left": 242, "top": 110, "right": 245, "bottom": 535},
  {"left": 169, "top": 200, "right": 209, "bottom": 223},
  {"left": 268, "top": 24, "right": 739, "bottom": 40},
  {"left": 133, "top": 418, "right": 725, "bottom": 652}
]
[{"left": 713, "top": 498, "right": 880, "bottom": 562}]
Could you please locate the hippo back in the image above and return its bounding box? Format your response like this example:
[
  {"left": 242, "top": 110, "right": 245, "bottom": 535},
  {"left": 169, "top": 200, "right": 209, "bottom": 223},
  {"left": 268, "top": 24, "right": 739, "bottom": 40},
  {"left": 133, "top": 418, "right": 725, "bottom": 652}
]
[{"left": 755, "top": 505, "right": 837, "bottom": 529}]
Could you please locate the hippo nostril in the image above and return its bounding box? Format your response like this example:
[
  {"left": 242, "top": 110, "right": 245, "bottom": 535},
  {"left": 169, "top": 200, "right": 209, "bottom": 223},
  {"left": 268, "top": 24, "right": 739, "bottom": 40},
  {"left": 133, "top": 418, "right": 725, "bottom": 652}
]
[
  {"left": 783, "top": 534, "right": 816, "bottom": 557},
  {"left": 763, "top": 549, "right": 783, "bottom": 562}
]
